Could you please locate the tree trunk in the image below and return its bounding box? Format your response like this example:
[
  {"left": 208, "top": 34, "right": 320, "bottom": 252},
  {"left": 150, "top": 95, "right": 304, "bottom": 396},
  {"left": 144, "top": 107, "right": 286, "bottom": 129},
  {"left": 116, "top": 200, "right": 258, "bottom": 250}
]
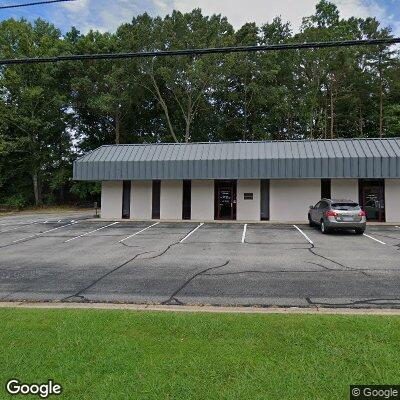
[
  {"left": 184, "top": 95, "right": 192, "bottom": 143},
  {"left": 379, "top": 81, "right": 384, "bottom": 138},
  {"left": 243, "top": 82, "right": 248, "bottom": 141},
  {"left": 149, "top": 70, "right": 179, "bottom": 143},
  {"left": 32, "top": 172, "right": 42, "bottom": 207},
  {"left": 324, "top": 98, "right": 328, "bottom": 139},
  {"left": 310, "top": 110, "right": 314, "bottom": 139},
  {"left": 115, "top": 110, "right": 121, "bottom": 144},
  {"left": 378, "top": 52, "right": 384, "bottom": 138},
  {"left": 330, "top": 86, "right": 335, "bottom": 139},
  {"left": 184, "top": 118, "right": 190, "bottom": 143}
]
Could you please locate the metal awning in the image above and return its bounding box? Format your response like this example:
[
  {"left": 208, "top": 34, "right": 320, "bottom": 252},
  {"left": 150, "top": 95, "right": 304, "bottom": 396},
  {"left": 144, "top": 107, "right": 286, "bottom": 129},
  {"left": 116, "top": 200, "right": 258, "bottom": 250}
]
[{"left": 73, "top": 138, "right": 400, "bottom": 180}]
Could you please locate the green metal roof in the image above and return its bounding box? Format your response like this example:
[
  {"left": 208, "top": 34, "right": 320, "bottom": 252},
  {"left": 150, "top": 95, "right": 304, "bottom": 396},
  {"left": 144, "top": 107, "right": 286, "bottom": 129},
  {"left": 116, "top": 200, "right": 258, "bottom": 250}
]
[{"left": 73, "top": 138, "right": 400, "bottom": 180}]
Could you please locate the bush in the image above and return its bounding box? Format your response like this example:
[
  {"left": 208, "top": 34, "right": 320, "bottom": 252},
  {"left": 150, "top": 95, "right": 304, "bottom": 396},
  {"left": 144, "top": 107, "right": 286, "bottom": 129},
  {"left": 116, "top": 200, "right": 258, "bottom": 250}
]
[{"left": 4, "top": 194, "right": 28, "bottom": 210}]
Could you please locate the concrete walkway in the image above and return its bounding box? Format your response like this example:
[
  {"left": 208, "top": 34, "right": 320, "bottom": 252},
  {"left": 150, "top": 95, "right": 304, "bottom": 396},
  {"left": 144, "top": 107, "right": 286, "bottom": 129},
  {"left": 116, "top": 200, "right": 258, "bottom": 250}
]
[{"left": 1, "top": 301, "right": 400, "bottom": 315}]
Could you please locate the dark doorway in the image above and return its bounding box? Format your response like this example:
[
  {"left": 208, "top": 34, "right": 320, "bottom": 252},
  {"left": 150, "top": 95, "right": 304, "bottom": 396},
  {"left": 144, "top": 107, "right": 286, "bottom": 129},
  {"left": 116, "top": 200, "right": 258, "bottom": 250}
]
[
  {"left": 122, "top": 181, "right": 131, "bottom": 219},
  {"left": 321, "top": 179, "right": 331, "bottom": 199},
  {"left": 152, "top": 180, "right": 161, "bottom": 219},
  {"left": 260, "top": 179, "right": 270, "bottom": 221},
  {"left": 214, "top": 180, "right": 237, "bottom": 220},
  {"left": 359, "top": 179, "right": 385, "bottom": 222},
  {"left": 182, "top": 180, "right": 191, "bottom": 220}
]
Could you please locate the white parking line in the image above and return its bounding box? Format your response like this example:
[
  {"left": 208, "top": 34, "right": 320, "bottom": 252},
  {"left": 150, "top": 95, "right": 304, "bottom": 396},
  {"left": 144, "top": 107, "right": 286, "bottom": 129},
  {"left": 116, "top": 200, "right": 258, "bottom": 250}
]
[
  {"left": 11, "top": 222, "right": 77, "bottom": 244},
  {"left": 363, "top": 233, "right": 386, "bottom": 245},
  {"left": 180, "top": 223, "right": 204, "bottom": 243},
  {"left": 118, "top": 222, "right": 160, "bottom": 243},
  {"left": 293, "top": 225, "right": 314, "bottom": 245},
  {"left": 64, "top": 222, "right": 119, "bottom": 243},
  {"left": 241, "top": 224, "right": 247, "bottom": 243}
]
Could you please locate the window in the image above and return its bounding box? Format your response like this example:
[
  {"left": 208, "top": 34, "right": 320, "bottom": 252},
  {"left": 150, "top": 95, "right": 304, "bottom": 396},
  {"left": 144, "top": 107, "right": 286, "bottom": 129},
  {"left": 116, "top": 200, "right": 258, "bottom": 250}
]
[
  {"left": 331, "top": 203, "right": 360, "bottom": 211},
  {"left": 319, "top": 201, "right": 328, "bottom": 209}
]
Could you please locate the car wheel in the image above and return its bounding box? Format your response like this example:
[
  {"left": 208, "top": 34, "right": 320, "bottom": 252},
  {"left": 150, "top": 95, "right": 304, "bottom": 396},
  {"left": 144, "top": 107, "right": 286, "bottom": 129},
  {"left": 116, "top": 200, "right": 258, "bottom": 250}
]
[
  {"left": 308, "top": 214, "right": 314, "bottom": 227},
  {"left": 320, "top": 220, "right": 330, "bottom": 234},
  {"left": 355, "top": 229, "right": 365, "bottom": 235}
]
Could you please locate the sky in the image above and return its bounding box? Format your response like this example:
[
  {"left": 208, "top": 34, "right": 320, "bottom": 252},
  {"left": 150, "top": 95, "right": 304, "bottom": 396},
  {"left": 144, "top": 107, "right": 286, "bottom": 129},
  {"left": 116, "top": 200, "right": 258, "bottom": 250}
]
[{"left": 0, "top": 0, "right": 399, "bottom": 36}]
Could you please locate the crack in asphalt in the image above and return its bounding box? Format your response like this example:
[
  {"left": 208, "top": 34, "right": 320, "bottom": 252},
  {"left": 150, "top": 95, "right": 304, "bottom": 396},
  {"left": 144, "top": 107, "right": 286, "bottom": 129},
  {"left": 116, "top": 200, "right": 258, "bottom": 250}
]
[
  {"left": 244, "top": 240, "right": 306, "bottom": 246},
  {"left": 0, "top": 286, "right": 32, "bottom": 301},
  {"left": 303, "top": 240, "right": 371, "bottom": 277},
  {"left": 204, "top": 268, "right": 356, "bottom": 277},
  {"left": 162, "top": 260, "right": 230, "bottom": 305},
  {"left": 62, "top": 250, "right": 153, "bottom": 302},
  {"left": 63, "top": 226, "right": 197, "bottom": 302},
  {"left": 306, "top": 261, "right": 340, "bottom": 271},
  {"left": 306, "top": 297, "right": 400, "bottom": 308}
]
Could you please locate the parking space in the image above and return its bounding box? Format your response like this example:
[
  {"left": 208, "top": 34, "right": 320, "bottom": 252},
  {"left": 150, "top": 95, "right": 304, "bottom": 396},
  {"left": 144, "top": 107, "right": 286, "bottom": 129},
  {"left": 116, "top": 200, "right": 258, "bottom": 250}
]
[{"left": 0, "top": 211, "right": 400, "bottom": 308}]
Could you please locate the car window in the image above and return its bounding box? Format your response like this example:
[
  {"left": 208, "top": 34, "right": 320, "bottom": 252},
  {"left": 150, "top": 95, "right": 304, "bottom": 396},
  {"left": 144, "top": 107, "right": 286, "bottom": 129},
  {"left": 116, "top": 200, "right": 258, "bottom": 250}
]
[
  {"left": 318, "top": 201, "right": 328, "bottom": 209},
  {"left": 331, "top": 203, "right": 360, "bottom": 211},
  {"left": 314, "top": 201, "right": 322, "bottom": 209}
]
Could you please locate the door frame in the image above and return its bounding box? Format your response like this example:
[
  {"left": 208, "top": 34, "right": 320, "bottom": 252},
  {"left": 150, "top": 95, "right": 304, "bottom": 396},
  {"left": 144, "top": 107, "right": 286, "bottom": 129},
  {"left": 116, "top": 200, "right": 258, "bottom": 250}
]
[
  {"left": 214, "top": 180, "right": 237, "bottom": 220},
  {"left": 358, "top": 179, "right": 385, "bottom": 222}
]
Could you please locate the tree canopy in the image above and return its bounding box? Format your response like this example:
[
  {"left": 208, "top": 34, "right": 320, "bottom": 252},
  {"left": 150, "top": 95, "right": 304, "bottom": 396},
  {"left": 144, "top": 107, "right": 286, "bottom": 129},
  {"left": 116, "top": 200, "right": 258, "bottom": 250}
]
[{"left": 0, "top": 1, "right": 399, "bottom": 207}]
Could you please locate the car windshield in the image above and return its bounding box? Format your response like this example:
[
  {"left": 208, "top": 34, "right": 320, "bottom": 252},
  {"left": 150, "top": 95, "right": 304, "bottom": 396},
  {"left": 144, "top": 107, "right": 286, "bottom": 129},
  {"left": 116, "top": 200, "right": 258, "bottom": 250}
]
[{"left": 331, "top": 203, "right": 360, "bottom": 211}]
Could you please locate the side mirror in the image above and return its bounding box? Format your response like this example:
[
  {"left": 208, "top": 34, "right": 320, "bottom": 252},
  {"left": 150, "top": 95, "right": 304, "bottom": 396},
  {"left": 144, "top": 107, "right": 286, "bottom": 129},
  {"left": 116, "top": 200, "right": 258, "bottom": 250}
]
[{"left": 309, "top": 205, "right": 314, "bottom": 209}]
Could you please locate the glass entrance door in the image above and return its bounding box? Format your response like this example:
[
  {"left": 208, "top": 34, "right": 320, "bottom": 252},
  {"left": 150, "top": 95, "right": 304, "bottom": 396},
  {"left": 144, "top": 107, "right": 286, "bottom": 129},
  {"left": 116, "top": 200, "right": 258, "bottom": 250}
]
[
  {"left": 359, "top": 180, "right": 385, "bottom": 222},
  {"left": 215, "top": 180, "right": 237, "bottom": 220}
]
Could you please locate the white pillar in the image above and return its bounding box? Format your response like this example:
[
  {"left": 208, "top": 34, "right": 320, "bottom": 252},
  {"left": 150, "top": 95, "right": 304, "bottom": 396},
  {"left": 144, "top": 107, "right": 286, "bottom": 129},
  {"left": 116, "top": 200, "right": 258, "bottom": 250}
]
[
  {"left": 160, "top": 180, "right": 183, "bottom": 220},
  {"left": 101, "top": 181, "right": 122, "bottom": 219},
  {"left": 385, "top": 179, "right": 400, "bottom": 223},
  {"left": 237, "top": 180, "right": 260, "bottom": 221},
  {"left": 270, "top": 179, "right": 321, "bottom": 222},
  {"left": 191, "top": 180, "right": 214, "bottom": 220},
  {"left": 131, "top": 180, "right": 152, "bottom": 220}
]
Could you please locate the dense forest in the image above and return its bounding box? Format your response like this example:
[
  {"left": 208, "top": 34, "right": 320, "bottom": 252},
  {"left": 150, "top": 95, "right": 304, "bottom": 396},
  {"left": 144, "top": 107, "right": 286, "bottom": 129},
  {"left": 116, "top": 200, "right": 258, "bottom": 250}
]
[{"left": 0, "top": 0, "right": 399, "bottom": 207}]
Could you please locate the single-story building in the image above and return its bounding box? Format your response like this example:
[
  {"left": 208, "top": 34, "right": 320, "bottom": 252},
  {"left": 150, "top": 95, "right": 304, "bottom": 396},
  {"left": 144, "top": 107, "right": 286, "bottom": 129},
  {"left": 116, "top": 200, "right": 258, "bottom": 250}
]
[{"left": 73, "top": 138, "right": 400, "bottom": 223}]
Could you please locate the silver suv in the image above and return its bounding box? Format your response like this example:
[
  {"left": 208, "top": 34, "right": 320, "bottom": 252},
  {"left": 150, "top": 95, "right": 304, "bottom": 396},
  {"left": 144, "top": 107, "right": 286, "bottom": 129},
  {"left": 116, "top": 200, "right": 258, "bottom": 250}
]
[{"left": 308, "top": 199, "right": 366, "bottom": 234}]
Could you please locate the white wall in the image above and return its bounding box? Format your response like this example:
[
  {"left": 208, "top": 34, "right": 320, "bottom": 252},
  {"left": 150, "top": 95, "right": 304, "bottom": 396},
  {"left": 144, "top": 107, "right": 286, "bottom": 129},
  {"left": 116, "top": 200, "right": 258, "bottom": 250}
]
[
  {"left": 191, "top": 180, "right": 214, "bottom": 220},
  {"left": 270, "top": 179, "right": 321, "bottom": 222},
  {"left": 160, "top": 180, "right": 183, "bottom": 220},
  {"left": 385, "top": 179, "right": 400, "bottom": 223},
  {"left": 331, "top": 179, "right": 359, "bottom": 202},
  {"left": 237, "top": 180, "right": 260, "bottom": 221},
  {"left": 101, "top": 181, "right": 122, "bottom": 219},
  {"left": 131, "top": 180, "right": 152, "bottom": 219}
]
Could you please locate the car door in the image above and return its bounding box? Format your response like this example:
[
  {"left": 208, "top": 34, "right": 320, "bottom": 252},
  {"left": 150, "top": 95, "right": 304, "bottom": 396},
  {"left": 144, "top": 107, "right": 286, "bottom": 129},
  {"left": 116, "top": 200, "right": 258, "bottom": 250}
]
[
  {"left": 316, "top": 201, "right": 328, "bottom": 222},
  {"left": 311, "top": 201, "right": 321, "bottom": 223}
]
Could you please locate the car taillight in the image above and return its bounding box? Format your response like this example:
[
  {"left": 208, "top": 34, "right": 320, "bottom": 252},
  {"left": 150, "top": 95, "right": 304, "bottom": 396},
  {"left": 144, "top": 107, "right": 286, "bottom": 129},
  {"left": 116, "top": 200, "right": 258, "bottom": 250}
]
[
  {"left": 325, "top": 211, "right": 338, "bottom": 217},
  {"left": 358, "top": 210, "right": 366, "bottom": 217}
]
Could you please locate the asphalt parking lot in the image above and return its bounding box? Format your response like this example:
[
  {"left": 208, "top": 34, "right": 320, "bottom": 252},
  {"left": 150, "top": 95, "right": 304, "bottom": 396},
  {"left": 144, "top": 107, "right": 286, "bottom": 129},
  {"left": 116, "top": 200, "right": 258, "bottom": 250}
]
[{"left": 0, "top": 211, "right": 400, "bottom": 308}]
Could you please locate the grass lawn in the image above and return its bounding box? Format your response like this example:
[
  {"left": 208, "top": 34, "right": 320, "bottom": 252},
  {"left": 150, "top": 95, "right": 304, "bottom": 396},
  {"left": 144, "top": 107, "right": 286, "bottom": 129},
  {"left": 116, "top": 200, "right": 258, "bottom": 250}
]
[
  {"left": 1, "top": 308, "right": 399, "bottom": 400},
  {"left": 0, "top": 205, "right": 90, "bottom": 216}
]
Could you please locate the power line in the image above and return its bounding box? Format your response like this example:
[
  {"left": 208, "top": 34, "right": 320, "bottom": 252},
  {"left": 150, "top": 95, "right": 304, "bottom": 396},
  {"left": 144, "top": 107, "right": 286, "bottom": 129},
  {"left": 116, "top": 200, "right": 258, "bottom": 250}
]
[
  {"left": 0, "top": 37, "right": 399, "bottom": 65},
  {"left": 0, "top": 0, "right": 75, "bottom": 9}
]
